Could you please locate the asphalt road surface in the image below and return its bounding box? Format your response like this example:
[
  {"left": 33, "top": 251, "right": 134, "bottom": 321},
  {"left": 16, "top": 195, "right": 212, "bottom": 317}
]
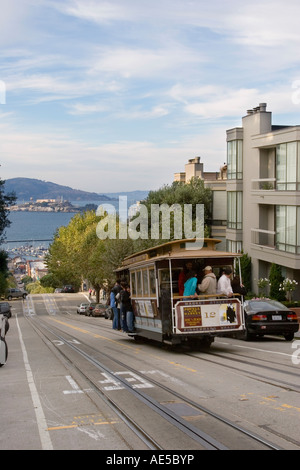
[{"left": 1, "top": 292, "right": 299, "bottom": 452}]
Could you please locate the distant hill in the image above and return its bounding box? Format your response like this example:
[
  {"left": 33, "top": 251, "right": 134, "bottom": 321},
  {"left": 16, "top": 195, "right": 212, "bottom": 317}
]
[
  {"left": 4, "top": 178, "right": 149, "bottom": 204},
  {"left": 5, "top": 178, "right": 111, "bottom": 202}
]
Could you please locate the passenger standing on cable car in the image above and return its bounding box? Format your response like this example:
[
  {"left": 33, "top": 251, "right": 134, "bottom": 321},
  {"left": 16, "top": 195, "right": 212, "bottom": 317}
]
[
  {"left": 217, "top": 267, "right": 233, "bottom": 297},
  {"left": 111, "top": 280, "right": 122, "bottom": 330},
  {"left": 120, "top": 284, "right": 134, "bottom": 333},
  {"left": 178, "top": 261, "right": 193, "bottom": 296},
  {"left": 183, "top": 271, "right": 198, "bottom": 297},
  {"left": 119, "top": 281, "right": 129, "bottom": 332},
  {"left": 197, "top": 266, "right": 217, "bottom": 295}
]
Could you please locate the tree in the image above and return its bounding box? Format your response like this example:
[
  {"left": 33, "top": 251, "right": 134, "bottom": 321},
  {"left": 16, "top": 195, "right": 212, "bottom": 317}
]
[
  {"left": 45, "top": 211, "right": 101, "bottom": 290},
  {"left": 136, "top": 178, "right": 212, "bottom": 244},
  {"left": 0, "top": 250, "right": 10, "bottom": 297},
  {"left": 269, "top": 263, "right": 285, "bottom": 301},
  {"left": 239, "top": 253, "right": 251, "bottom": 293},
  {"left": 0, "top": 177, "right": 16, "bottom": 243},
  {"left": 46, "top": 209, "right": 140, "bottom": 301}
]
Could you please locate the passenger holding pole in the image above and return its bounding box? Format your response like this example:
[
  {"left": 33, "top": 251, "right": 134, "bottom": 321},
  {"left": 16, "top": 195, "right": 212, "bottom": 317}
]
[
  {"left": 197, "top": 266, "right": 217, "bottom": 295},
  {"left": 217, "top": 267, "right": 233, "bottom": 297},
  {"left": 183, "top": 271, "right": 198, "bottom": 296}
]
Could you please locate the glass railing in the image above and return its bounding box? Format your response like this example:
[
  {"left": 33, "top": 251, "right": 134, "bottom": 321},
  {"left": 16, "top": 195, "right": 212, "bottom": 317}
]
[
  {"left": 251, "top": 228, "right": 275, "bottom": 248},
  {"left": 251, "top": 178, "right": 276, "bottom": 190}
]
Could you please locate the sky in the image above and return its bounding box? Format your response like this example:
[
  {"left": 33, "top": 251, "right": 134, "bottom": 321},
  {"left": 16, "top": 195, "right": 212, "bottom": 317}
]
[{"left": 1, "top": 0, "right": 300, "bottom": 194}]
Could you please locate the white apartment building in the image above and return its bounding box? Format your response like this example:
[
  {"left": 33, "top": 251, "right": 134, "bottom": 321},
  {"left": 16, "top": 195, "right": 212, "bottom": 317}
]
[{"left": 226, "top": 103, "right": 300, "bottom": 295}]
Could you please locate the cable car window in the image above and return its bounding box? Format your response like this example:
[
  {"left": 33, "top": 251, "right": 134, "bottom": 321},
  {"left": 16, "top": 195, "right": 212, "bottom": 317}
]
[
  {"left": 142, "top": 269, "right": 149, "bottom": 296},
  {"left": 130, "top": 272, "right": 136, "bottom": 296},
  {"left": 159, "top": 269, "right": 170, "bottom": 290},
  {"left": 149, "top": 268, "right": 156, "bottom": 295},
  {"left": 136, "top": 270, "right": 142, "bottom": 296}
]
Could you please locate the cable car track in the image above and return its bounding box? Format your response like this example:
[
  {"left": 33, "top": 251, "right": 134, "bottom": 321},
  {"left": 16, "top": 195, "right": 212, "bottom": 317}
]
[
  {"left": 59, "top": 313, "right": 300, "bottom": 392},
  {"left": 24, "top": 312, "right": 282, "bottom": 450}
]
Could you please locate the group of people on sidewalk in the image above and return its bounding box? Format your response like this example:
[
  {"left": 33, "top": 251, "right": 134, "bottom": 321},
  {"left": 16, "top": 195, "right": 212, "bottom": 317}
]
[
  {"left": 109, "top": 280, "right": 135, "bottom": 333},
  {"left": 180, "top": 263, "right": 246, "bottom": 298}
]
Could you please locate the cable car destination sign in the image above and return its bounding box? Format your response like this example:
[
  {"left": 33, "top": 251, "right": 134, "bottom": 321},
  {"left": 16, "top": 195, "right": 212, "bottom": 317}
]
[{"left": 174, "top": 298, "right": 242, "bottom": 333}]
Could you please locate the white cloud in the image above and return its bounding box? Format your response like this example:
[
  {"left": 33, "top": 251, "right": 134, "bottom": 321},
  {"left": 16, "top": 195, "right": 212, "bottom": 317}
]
[{"left": 90, "top": 45, "right": 204, "bottom": 80}]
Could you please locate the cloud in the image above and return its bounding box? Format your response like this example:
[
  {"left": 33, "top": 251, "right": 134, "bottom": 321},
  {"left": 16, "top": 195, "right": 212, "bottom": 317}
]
[
  {"left": 167, "top": 83, "right": 300, "bottom": 120},
  {"left": 89, "top": 45, "right": 204, "bottom": 80}
]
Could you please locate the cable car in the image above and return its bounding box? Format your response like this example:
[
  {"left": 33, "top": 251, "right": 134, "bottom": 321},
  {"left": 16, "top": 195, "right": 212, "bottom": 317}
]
[{"left": 116, "top": 239, "right": 245, "bottom": 347}]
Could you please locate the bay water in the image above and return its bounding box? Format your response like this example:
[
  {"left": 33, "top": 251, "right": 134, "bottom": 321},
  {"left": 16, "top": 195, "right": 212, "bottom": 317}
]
[{"left": 1, "top": 200, "right": 114, "bottom": 257}]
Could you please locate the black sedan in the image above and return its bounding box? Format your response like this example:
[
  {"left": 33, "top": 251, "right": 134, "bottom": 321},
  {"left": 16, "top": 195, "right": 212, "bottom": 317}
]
[
  {"left": 62, "top": 285, "right": 75, "bottom": 293},
  {"left": 0, "top": 302, "right": 11, "bottom": 319},
  {"left": 243, "top": 299, "right": 299, "bottom": 341}
]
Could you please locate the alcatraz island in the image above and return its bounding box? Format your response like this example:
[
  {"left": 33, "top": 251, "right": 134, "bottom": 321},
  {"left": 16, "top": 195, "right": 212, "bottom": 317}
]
[{"left": 9, "top": 198, "right": 98, "bottom": 213}]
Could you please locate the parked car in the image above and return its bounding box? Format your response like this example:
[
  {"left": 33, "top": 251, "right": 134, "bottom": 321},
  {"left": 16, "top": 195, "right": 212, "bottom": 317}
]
[
  {"left": 54, "top": 288, "right": 63, "bottom": 293},
  {"left": 91, "top": 303, "right": 107, "bottom": 317},
  {"left": 0, "top": 302, "right": 12, "bottom": 318},
  {"left": 85, "top": 303, "right": 98, "bottom": 316},
  {"left": 62, "top": 285, "right": 75, "bottom": 293},
  {"left": 6, "top": 288, "right": 28, "bottom": 300},
  {"left": 243, "top": 299, "right": 299, "bottom": 341},
  {"left": 77, "top": 303, "right": 89, "bottom": 315}
]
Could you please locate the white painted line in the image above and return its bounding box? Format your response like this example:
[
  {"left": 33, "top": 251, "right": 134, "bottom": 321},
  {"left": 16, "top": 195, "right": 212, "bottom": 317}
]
[
  {"left": 217, "top": 341, "right": 295, "bottom": 358},
  {"left": 16, "top": 315, "right": 53, "bottom": 450},
  {"left": 63, "top": 375, "right": 84, "bottom": 394}
]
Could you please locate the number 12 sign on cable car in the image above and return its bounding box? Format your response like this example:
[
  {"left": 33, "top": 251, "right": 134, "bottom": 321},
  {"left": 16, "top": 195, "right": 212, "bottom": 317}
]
[{"left": 116, "top": 238, "right": 245, "bottom": 348}]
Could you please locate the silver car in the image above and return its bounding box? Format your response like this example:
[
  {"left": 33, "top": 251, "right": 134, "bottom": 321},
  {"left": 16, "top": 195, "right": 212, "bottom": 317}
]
[{"left": 6, "top": 288, "right": 28, "bottom": 300}]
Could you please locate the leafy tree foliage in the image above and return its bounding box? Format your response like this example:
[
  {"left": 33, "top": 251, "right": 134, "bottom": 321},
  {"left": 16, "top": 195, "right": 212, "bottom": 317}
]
[
  {"left": 0, "top": 178, "right": 16, "bottom": 295},
  {"left": 139, "top": 178, "right": 212, "bottom": 241},
  {"left": 239, "top": 253, "right": 252, "bottom": 293},
  {"left": 269, "top": 263, "right": 285, "bottom": 301},
  {"left": 0, "top": 178, "right": 16, "bottom": 243},
  {"left": 45, "top": 211, "right": 137, "bottom": 301}
]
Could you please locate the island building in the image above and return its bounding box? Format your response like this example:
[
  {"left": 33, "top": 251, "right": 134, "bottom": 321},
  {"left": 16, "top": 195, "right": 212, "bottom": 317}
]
[{"left": 175, "top": 103, "right": 300, "bottom": 297}]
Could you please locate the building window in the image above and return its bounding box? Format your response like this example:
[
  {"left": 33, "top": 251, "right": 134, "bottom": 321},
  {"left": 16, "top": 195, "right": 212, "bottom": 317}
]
[
  {"left": 227, "top": 140, "right": 243, "bottom": 179},
  {"left": 227, "top": 240, "right": 243, "bottom": 253},
  {"left": 227, "top": 191, "right": 242, "bottom": 229},
  {"left": 276, "top": 205, "right": 300, "bottom": 253},
  {"left": 276, "top": 142, "right": 298, "bottom": 190}
]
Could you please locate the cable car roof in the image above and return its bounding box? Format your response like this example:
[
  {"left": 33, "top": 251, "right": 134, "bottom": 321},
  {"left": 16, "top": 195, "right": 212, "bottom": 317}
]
[{"left": 117, "top": 238, "right": 241, "bottom": 271}]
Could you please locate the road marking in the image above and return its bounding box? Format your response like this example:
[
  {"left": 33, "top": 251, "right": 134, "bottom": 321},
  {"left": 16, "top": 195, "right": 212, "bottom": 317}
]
[
  {"left": 99, "top": 371, "right": 154, "bottom": 391},
  {"left": 16, "top": 315, "right": 53, "bottom": 450},
  {"left": 63, "top": 375, "right": 84, "bottom": 395},
  {"left": 218, "top": 341, "right": 295, "bottom": 358}
]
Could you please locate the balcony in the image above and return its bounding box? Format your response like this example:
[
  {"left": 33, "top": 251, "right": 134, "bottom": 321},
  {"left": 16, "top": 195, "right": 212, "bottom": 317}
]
[
  {"left": 251, "top": 228, "right": 275, "bottom": 249},
  {"left": 251, "top": 178, "right": 275, "bottom": 191},
  {"left": 251, "top": 178, "right": 300, "bottom": 205}
]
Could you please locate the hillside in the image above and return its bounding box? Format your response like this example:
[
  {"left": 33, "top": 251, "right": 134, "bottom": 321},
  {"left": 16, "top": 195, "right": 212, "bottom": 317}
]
[
  {"left": 5, "top": 178, "right": 113, "bottom": 202},
  {"left": 4, "top": 178, "right": 149, "bottom": 204}
]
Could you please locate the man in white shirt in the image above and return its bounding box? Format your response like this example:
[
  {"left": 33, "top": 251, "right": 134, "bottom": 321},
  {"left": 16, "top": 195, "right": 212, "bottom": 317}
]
[{"left": 217, "top": 267, "right": 233, "bottom": 297}]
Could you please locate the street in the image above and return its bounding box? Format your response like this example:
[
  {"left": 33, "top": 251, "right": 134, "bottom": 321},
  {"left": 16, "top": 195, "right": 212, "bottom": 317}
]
[{"left": 1, "top": 292, "right": 300, "bottom": 451}]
